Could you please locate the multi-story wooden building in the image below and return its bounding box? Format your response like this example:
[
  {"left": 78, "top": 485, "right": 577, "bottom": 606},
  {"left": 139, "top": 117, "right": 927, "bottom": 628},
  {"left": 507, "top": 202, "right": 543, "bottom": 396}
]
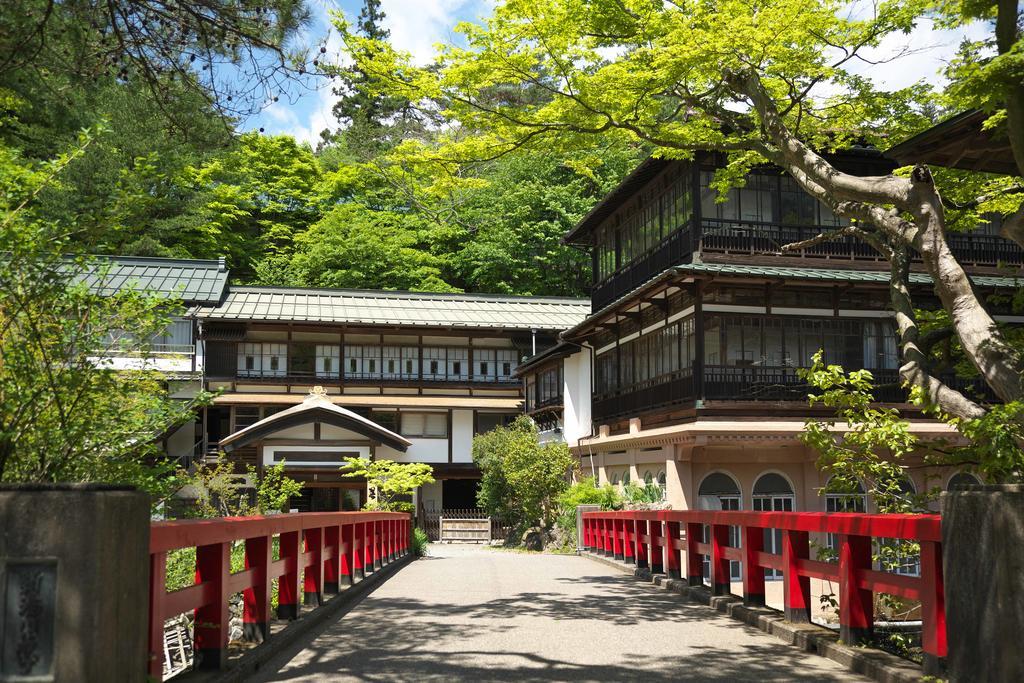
[
  {"left": 85, "top": 257, "right": 588, "bottom": 514},
  {"left": 518, "top": 138, "right": 1021, "bottom": 525}
]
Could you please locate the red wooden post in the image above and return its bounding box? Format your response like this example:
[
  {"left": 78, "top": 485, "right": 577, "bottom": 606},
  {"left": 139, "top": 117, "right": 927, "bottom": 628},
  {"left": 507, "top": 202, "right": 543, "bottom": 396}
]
[
  {"left": 623, "top": 518, "right": 635, "bottom": 564},
  {"left": 363, "top": 521, "right": 374, "bottom": 573},
  {"left": 612, "top": 517, "right": 624, "bottom": 559},
  {"left": 148, "top": 551, "right": 167, "bottom": 681},
  {"left": 339, "top": 523, "right": 353, "bottom": 585},
  {"left": 649, "top": 518, "right": 664, "bottom": 574},
  {"left": 373, "top": 520, "right": 382, "bottom": 569},
  {"left": 665, "top": 521, "right": 682, "bottom": 579},
  {"left": 352, "top": 522, "right": 365, "bottom": 580},
  {"left": 194, "top": 541, "right": 230, "bottom": 669},
  {"left": 920, "top": 539, "right": 946, "bottom": 674},
  {"left": 582, "top": 516, "right": 590, "bottom": 550},
  {"left": 742, "top": 525, "right": 765, "bottom": 606},
  {"left": 709, "top": 523, "right": 730, "bottom": 595},
  {"left": 782, "top": 529, "right": 811, "bottom": 622},
  {"left": 323, "top": 526, "right": 341, "bottom": 594},
  {"left": 685, "top": 522, "right": 703, "bottom": 586},
  {"left": 634, "top": 518, "right": 648, "bottom": 568},
  {"left": 303, "top": 528, "right": 323, "bottom": 606},
  {"left": 278, "top": 530, "right": 301, "bottom": 620},
  {"left": 243, "top": 535, "right": 272, "bottom": 642},
  {"left": 838, "top": 533, "right": 874, "bottom": 644}
]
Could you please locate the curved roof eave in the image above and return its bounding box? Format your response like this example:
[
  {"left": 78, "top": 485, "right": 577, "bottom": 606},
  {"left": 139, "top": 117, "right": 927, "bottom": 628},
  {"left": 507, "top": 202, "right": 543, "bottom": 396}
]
[{"left": 219, "top": 391, "right": 412, "bottom": 453}]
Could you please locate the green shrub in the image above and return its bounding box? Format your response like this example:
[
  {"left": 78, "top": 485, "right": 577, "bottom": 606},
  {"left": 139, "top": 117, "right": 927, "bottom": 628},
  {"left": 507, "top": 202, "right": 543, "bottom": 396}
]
[
  {"left": 554, "top": 477, "right": 623, "bottom": 547},
  {"left": 411, "top": 527, "right": 430, "bottom": 557},
  {"left": 623, "top": 482, "right": 663, "bottom": 504}
]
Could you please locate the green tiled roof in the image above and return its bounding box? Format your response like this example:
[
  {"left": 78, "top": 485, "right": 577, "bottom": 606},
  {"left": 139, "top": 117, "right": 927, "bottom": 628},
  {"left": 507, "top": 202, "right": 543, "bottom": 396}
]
[
  {"left": 562, "top": 262, "right": 1022, "bottom": 339},
  {"left": 197, "top": 286, "right": 591, "bottom": 331},
  {"left": 74, "top": 255, "right": 229, "bottom": 304},
  {"left": 674, "top": 262, "right": 1022, "bottom": 288}
]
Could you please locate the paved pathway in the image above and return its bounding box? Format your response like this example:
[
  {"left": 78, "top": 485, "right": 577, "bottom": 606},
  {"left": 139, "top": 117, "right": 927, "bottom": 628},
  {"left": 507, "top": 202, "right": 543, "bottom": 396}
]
[{"left": 252, "top": 545, "right": 870, "bottom": 682}]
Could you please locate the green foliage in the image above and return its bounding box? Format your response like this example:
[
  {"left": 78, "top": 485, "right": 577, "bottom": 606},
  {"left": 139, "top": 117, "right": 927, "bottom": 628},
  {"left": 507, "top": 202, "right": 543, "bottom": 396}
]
[
  {"left": 473, "top": 416, "right": 573, "bottom": 530},
  {"left": 341, "top": 457, "right": 435, "bottom": 512},
  {"left": 553, "top": 476, "right": 622, "bottom": 544},
  {"left": 410, "top": 527, "right": 430, "bottom": 557},
  {"left": 799, "top": 351, "right": 927, "bottom": 513},
  {"left": 622, "top": 482, "right": 664, "bottom": 505},
  {"left": 177, "top": 459, "right": 303, "bottom": 518},
  {"left": 0, "top": 129, "right": 209, "bottom": 495}
]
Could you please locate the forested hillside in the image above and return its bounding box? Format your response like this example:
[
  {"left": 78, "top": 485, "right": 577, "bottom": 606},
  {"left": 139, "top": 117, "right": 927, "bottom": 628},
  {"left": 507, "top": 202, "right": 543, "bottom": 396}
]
[{"left": 0, "top": 0, "right": 643, "bottom": 296}]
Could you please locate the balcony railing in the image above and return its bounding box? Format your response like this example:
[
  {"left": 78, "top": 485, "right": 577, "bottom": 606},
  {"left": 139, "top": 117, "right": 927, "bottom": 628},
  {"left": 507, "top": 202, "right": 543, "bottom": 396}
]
[
  {"left": 593, "top": 369, "right": 695, "bottom": 423},
  {"left": 700, "top": 218, "right": 1024, "bottom": 267},
  {"left": 592, "top": 227, "right": 694, "bottom": 310},
  {"left": 592, "top": 365, "right": 998, "bottom": 422},
  {"left": 223, "top": 368, "right": 520, "bottom": 386},
  {"left": 590, "top": 217, "right": 1023, "bottom": 311}
]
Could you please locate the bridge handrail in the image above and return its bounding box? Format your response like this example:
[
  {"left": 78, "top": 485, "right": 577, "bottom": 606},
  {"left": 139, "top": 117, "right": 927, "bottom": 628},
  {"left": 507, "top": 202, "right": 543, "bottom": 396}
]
[
  {"left": 581, "top": 509, "right": 945, "bottom": 672},
  {"left": 148, "top": 511, "right": 410, "bottom": 681}
]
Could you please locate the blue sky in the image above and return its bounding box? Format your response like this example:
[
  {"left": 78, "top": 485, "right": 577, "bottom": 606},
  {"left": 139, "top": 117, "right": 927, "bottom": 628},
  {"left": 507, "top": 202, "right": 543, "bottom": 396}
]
[
  {"left": 243, "top": 1, "right": 987, "bottom": 146},
  {"left": 245, "top": 0, "right": 491, "bottom": 144}
]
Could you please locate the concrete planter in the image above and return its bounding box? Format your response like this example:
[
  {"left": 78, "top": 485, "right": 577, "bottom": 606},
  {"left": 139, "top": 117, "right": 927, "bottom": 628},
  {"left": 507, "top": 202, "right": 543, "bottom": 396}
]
[
  {"left": 0, "top": 484, "right": 150, "bottom": 681},
  {"left": 942, "top": 484, "right": 1024, "bottom": 683}
]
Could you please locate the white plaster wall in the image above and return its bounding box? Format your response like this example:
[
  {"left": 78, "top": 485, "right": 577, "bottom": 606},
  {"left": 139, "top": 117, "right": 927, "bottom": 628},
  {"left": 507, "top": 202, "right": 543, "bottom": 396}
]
[
  {"left": 562, "top": 348, "right": 592, "bottom": 446},
  {"left": 166, "top": 422, "right": 196, "bottom": 460},
  {"left": 377, "top": 439, "right": 449, "bottom": 463},
  {"left": 419, "top": 480, "right": 442, "bottom": 513},
  {"left": 451, "top": 409, "right": 474, "bottom": 463},
  {"left": 262, "top": 443, "right": 370, "bottom": 468}
]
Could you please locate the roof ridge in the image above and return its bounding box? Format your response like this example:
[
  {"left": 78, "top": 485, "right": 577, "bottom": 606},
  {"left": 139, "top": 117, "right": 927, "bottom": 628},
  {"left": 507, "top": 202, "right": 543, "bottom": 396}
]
[
  {"left": 226, "top": 285, "right": 590, "bottom": 304},
  {"left": 81, "top": 254, "right": 226, "bottom": 268}
]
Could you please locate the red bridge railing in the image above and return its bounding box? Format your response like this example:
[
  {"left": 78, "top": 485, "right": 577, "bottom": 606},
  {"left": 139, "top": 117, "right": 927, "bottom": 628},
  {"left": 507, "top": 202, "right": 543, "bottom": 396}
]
[
  {"left": 582, "top": 510, "right": 944, "bottom": 672},
  {"left": 148, "top": 511, "right": 410, "bottom": 681}
]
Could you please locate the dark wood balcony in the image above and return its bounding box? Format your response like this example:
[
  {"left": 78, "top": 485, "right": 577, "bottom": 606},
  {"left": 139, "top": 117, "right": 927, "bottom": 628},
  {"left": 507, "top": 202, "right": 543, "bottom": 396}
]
[{"left": 591, "top": 365, "right": 997, "bottom": 424}]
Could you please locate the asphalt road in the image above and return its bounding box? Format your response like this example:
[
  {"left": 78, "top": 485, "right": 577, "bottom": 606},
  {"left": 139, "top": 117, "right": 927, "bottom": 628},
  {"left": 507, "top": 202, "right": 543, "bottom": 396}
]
[{"left": 251, "top": 544, "right": 869, "bottom": 682}]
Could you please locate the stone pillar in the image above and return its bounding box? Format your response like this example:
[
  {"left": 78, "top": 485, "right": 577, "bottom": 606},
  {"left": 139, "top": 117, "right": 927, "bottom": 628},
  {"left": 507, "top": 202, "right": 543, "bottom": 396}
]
[
  {"left": 943, "top": 484, "right": 1024, "bottom": 683},
  {"left": 0, "top": 484, "right": 149, "bottom": 681}
]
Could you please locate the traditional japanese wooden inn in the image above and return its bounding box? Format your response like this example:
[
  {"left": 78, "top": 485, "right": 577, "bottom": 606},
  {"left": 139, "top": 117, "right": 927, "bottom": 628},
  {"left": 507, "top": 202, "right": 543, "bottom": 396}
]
[
  {"left": 518, "top": 114, "right": 1023, "bottom": 531},
  {"left": 81, "top": 255, "right": 589, "bottom": 519}
]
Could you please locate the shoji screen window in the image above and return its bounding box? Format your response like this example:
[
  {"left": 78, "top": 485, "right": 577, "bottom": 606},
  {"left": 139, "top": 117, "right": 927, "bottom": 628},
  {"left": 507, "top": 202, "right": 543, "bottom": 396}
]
[
  {"left": 238, "top": 343, "right": 261, "bottom": 377},
  {"left": 475, "top": 349, "right": 497, "bottom": 382},
  {"left": 401, "top": 347, "right": 419, "bottom": 379},
  {"left": 261, "top": 344, "right": 287, "bottom": 377},
  {"left": 381, "top": 346, "right": 403, "bottom": 379},
  {"left": 422, "top": 348, "right": 446, "bottom": 381},
  {"left": 446, "top": 348, "right": 468, "bottom": 381},
  {"left": 496, "top": 350, "right": 518, "bottom": 382},
  {"left": 316, "top": 345, "right": 340, "bottom": 378}
]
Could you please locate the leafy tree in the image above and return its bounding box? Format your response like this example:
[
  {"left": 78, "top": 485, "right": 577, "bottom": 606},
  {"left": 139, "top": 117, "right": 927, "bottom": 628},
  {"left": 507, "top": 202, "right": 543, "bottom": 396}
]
[
  {"left": 254, "top": 202, "right": 459, "bottom": 291},
  {"left": 341, "top": 457, "right": 435, "bottom": 512},
  {"left": 180, "top": 133, "right": 331, "bottom": 276},
  {"left": 337, "top": 0, "right": 1024, "bottom": 426},
  {"left": 554, "top": 476, "right": 622, "bottom": 547},
  {"left": 179, "top": 459, "right": 303, "bottom": 518},
  {"left": 472, "top": 416, "right": 573, "bottom": 530},
  {"left": 324, "top": 0, "right": 420, "bottom": 154},
  {"left": 0, "top": 129, "right": 209, "bottom": 495},
  {"left": 0, "top": 0, "right": 315, "bottom": 121}
]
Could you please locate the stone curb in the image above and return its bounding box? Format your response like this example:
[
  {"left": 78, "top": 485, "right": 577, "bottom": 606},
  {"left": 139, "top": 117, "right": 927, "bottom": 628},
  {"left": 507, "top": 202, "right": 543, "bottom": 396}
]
[
  {"left": 178, "top": 552, "right": 415, "bottom": 683},
  {"left": 580, "top": 551, "right": 926, "bottom": 683}
]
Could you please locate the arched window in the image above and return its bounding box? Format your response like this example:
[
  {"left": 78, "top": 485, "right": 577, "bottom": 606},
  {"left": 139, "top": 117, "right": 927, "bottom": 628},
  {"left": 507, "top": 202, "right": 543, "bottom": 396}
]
[
  {"left": 610, "top": 472, "right": 620, "bottom": 486},
  {"left": 643, "top": 470, "right": 654, "bottom": 485},
  {"left": 753, "top": 473, "right": 794, "bottom": 498},
  {"left": 697, "top": 472, "right": 741, "bottom": 581},
  {"left": 948, "top": 472, "right": 981, "bottom": 490},
  {"left": 753, "top": 472, "right": 795, "bottom": 580},
  {"left": 698, "top": 472, "right": 741, "bottom": 505},
  {"left": 621, "top": 470, "right": 631, "bottom": 487},
  {"left": 825, "top": 477, "right": 867, "bottom": 553}
]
